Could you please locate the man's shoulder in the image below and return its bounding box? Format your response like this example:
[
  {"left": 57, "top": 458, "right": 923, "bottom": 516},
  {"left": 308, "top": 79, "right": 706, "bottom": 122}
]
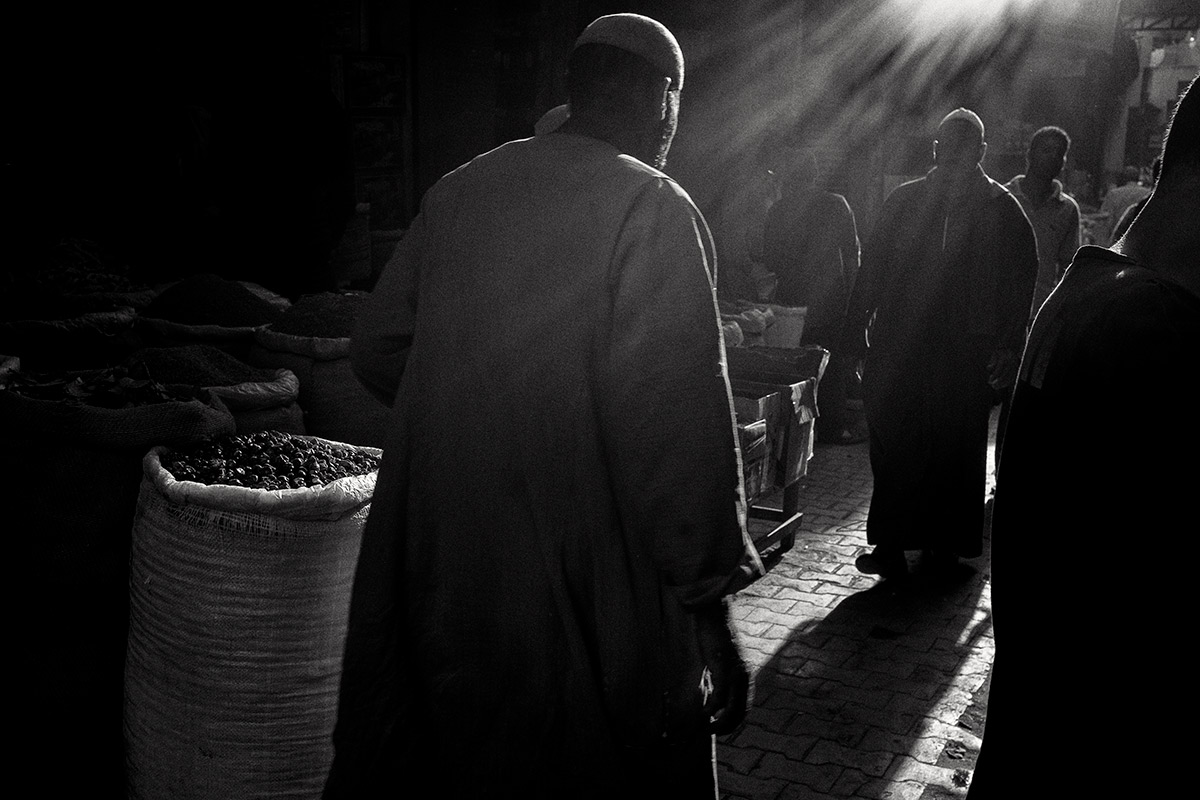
[
  {"left": 1052, "top": 180, "right": 1081, "bottom": 214},
  {"left": 882, "top": 176, "right": 927, "bottom": 206},
  {"left": 431, "top": 135, "right": 682, "bottom": 205},
  {"left": 985, "top": 174, "right": 1014, "bottom": 200},
  {"left": 986, "top": 176, "right": 1030, "bottom": 219}
]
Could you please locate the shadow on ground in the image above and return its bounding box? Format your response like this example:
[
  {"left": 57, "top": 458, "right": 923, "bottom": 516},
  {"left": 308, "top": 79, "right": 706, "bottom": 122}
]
[{"left": 718, "top": 488, "right": 995, "bottom": 800}]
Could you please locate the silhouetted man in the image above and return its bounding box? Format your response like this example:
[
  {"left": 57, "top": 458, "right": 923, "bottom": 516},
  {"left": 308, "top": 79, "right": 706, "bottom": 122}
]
[
  {"left": 763, "top": 150, "right": 863, "bottom": 443},
  {"left": 848, "top": 108, "right": 1037, "bottom": 579},
  {"left": 968, "top": 70, "right": 1200, "bottom": 800}
]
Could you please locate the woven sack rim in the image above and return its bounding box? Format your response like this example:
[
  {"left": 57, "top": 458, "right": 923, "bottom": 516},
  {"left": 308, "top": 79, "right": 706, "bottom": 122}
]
[
  {"left": 255, "top": 326, "right": 350, "bottom": 361},
  {"left": 0, "top": 386, "right": 235, "bottom": 447},
  {"left": 1, "top": 306, "right": 138, "bottom": 331},
  {"left": 145, "top": 437, "right": 381, "bottom": 520},
  {"left": 205, "top": 368, "right": 301, "bottom": 410},
  {"left": 138, "top": 317, "right": 267, "bottom": 339}
]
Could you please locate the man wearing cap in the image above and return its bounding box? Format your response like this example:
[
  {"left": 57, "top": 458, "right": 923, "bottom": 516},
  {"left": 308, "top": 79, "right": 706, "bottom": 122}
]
[
  {"left": 326, "top": 13, "right": 758, "bottom": 798},
  {"left": 846, "top": 108, "right": 1037, "bottom": 580}
]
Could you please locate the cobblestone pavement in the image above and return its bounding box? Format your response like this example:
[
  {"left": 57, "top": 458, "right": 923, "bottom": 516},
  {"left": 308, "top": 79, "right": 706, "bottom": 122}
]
[{"left": 719, "top": 413, "right": 998, "bottom": 800}]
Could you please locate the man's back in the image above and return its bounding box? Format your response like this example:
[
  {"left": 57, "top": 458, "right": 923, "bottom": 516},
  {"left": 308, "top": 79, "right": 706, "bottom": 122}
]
[{"left": 342, "top": 130, "right": 749, "bottom": 794}]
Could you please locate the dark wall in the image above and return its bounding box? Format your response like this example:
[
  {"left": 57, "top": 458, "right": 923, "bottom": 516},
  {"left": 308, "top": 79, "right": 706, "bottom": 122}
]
[{"left": 8, "top": 1, "right": 354, "bottom": 297}]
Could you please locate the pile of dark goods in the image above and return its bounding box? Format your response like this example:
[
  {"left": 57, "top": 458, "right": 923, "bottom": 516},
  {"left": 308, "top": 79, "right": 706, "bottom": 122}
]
[
  {"left": 1, "top": 364, "right": 202, "bottom": 408},
  {"left": 141, "top": 273, "right": 283, "bottom": 327},
  {"left": 160, "top": 430, "right": 381, "bottom": 490},
  {"left": 130, "top": 345, "right": 278, "bottom": 387},
  {"left": 269, "top": 291, "right": 368, "bottom": 339}
]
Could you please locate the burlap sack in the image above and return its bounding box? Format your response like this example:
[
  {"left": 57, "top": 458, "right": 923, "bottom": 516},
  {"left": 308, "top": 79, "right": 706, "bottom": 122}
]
[
  {"left": 124, "top": 442, "right": 379, "bottom": 800},
  {"left": 248, "top": 327, "right": 389, "bottom": 447},
  {"left": 207, "top": 368, "right": 306, "bottom": 435}
]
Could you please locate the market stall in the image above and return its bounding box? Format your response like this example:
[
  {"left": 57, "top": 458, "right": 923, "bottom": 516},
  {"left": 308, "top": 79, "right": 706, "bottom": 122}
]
[{"left": 728, "top": 343, "right": 829, "bottom": 574}]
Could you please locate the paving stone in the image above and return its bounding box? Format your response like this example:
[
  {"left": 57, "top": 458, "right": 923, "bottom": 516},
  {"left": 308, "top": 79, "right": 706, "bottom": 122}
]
[
  {"left": 756, "top": 752, "right": 843, "bottom": 793},
  {"left": 855, "top": 778, "right": 928, "bottom": 800},
  {"left": 807, "top": 740, "right": 895, "bottom": 777},
  {"left": 717, "top": 769, "right": 788, "bottom": 800},
  {"left": 729, "top": 724, "right": 818, "bottom": 762},
  {"left": 779, "top": 783, "right": 853, "bottom": 800},
  {"left": 717, "top": 741, "right": 764, "bottom": 774}
]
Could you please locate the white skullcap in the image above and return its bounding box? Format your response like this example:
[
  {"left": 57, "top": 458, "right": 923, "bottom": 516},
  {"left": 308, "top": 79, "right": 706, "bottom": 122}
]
[
  {"left": 574, "top": 13, "right": 684, "bottom": 91},
  {"left": 939, "top": 108, "right": 985, "bottom": 139},
  {"left": 534, "top": 103, "right": 570, "bottom": 135}
]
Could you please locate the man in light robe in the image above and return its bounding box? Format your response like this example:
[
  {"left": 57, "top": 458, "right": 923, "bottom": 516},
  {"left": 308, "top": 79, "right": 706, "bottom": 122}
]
[
  {"left": 1003, "top": 125, "right": 1082, "bottom": 319},
  {"left": 325, "top": 14, "right": 760, "bottom": 799}
]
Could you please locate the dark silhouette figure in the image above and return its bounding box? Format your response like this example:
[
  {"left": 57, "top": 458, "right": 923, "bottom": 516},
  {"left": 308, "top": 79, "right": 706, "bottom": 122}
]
[
  {"left": 847, "top": 108, "right": 1037, "bottom": 580},
  {"left": 968, "top": 70, "right": 1200, "bottom": 800},
  {"left": 763, "top": 150, "right": 864, "bottom": 444}
]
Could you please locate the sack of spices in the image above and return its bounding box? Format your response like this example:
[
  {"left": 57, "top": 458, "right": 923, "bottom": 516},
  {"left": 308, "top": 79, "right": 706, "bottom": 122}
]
[
  {"left": 248, "top": 291, "right": 389, "bottom": 447},
  {"left": 5, "top": 366, "right": 234, "bottom": 798},
  {"left": 130, "top": 345, "right": 305, "bottom": 435},
  {"left": 137, "top": 273, "right": 286, "bottom": 361},
  {"left": 124, "top": 431, "right": 381, "bottom": 800}
]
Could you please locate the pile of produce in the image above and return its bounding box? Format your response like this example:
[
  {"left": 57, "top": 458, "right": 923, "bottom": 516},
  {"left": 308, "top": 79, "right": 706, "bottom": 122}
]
[
  {"left": 270, "top": 291, "right": 368, "bottom": 339},
  {"left": 161, "top": 430, "right": 381, "bottom": 490},
  {"left": 142, "top": 273, "right": 283, "bottom": 327},
  {"left": 130, "top": 345, "right": 278, "bottom": 387},
  {"left": 1, "top": 364, "right": 202, "bottom": 408}
]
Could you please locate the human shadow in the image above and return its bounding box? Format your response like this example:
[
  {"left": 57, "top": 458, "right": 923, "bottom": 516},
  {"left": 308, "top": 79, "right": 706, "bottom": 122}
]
[{"left": 718, "top": 505, "right": 994, "bottom": 799}]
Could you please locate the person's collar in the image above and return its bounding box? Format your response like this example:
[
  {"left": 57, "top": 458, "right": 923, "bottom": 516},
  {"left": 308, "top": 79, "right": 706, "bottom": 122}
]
[
  {"left": 1013, "top": 174, "right": 1063, "bottom": 199},
  {"left": 929, "top": 164, "right": 990, "bottom": 199}
]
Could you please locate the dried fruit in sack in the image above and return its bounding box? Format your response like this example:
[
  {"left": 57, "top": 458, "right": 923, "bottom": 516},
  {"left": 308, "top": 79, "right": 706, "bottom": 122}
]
[{"left": 161, "top": 430, "right": 381, "bottom": 490}]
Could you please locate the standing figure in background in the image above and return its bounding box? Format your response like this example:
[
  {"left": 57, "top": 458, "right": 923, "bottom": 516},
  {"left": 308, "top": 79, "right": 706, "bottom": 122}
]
[
  {"left": 1098, "top": 164, "right": 1151, "bottom": 245},
  {"left": 1110, "top": 155, "right": 1160, "bottom": 245},
  {"left": 763, "top": 150, "right": 864, "bottom": 444},
  {"left": 996, "top": 126, "right": 1081, "bottom": 466},
  {"left": 326, "top": 13, "right": 757, "bottom": 799},
  {"left": 847, "top": 108, "right": 1037, "bottom": 580},
  {"left": 1003, "top": 126, "right": 1081, "bottom": 319},
  {"left": 967, "top": 71, "right": 1200, "bottom": 800},
  {"left": 710, "top": 136, "right": 786, "bottom": 304}
]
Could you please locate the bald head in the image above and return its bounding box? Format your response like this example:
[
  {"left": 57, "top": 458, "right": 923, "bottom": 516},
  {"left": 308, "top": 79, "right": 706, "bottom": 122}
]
[{"left": 934, "top": 108, "right": 987, "bottom": 177}]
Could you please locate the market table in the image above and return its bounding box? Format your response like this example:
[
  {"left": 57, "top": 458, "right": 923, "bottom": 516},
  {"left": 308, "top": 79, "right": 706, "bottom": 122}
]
[{"left": 727, "top": 344, "right": 829, "bottom": 577}]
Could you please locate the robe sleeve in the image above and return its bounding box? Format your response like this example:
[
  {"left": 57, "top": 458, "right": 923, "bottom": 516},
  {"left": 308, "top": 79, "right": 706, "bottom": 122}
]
[
  {"left": 593, "top": 178, "right": 758, "bottom": 609},
  {"left": 837, "top": 194, "right": 862, "bottom": 301},
  {"left": 349, "top": 212, "right": 425, "bottom": 406},
  {"left": 996, "top": 196, "right": 1039, "bottom": 354},
  {"left": 847, "top": 187, "right": 900, "bottom": 349}
]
